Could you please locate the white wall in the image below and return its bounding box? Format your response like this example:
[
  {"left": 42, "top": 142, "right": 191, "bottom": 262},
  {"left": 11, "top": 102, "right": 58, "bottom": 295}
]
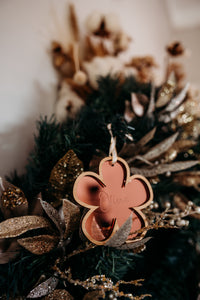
[{"left": 0, "top": 0, "right": 198, "bottom": 177}]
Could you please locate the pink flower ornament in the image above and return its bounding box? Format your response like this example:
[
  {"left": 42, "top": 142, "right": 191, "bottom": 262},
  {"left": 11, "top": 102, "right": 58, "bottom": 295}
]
[{"left": 73, "top": 157, "right": 153, "bottom": 245}]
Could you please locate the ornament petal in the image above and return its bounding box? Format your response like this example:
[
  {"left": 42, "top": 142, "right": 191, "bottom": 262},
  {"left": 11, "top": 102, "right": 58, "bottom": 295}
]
[
  {"left": 0, "top": 216, "right": 51, "bottom": 238},
  {"left": 125, "top": 176, "right": 152, "bottom": 208},
  {"left": 100, "top": 158, "right": 128, "bottom": 188},
  {"left": 73, "top": 175, "right": 103, "bottom": 207}
]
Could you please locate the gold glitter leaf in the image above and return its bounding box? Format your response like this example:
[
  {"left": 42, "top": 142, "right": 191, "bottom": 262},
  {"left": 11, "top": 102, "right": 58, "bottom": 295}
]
[
  {"left": 49, "top": 150, "right": 84, "bottom": 206},
  {"left": 131, "top": 160, "right": 199, "bottom": 177},
  {"left": 142, "top": 132, "right": 179, "bottom": 161},
  {"left": 62, "top": 199, "right": 81, "bottom": 238},
  {"left": 18, "top": 235, "right": 59, "bottom": 255},
  {"left": 44, "top": 289, "right": 74, "bottom": 300},
  {"left": 27, "top": 276, "right": 59, "bottom": 298},
  {"left": 105, "top": 215, "right": 132, "bottom": 247},
  {"left": 0, "top": 178, "right": 28, "bottom": 219},
  {"left": 0, "top": 216, "right": 51, "bottom": 238}
]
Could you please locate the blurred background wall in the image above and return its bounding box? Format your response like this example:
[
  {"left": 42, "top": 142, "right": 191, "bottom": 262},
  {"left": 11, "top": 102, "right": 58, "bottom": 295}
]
[{"left": 0, "top": 0, "right": 199, "bottom": 177}]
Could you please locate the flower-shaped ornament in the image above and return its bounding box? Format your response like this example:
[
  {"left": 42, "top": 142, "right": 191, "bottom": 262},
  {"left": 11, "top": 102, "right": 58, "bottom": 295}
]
[{"left": 73, "top": 157, "right": 153, "bottom": 245}]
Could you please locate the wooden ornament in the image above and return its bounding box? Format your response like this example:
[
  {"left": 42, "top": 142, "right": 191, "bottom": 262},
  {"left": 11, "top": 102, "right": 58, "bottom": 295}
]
[{"left": 73, "top": 156, "right": 153, "bottom": 245}]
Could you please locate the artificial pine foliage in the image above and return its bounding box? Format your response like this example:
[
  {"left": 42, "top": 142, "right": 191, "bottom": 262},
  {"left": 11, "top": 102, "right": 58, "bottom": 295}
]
[{"left": 1, "top": 75, "right": 199, "bottom": 299}]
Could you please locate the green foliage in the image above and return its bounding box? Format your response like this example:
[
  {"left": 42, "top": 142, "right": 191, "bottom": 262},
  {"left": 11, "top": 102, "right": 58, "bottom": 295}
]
[
  {"left": 0, "top": 250, "right": 57, "bottom": 298},
  {"left": 3, "top": 75, "right": 200, "bottom": 299},
  {"left": 69, "top": 246, "right": 136, "bottom": 282}
]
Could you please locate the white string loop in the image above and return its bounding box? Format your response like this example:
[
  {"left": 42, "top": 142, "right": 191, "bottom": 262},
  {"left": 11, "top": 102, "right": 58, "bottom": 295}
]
[{"left": 107, "top": 124, "right": 117, "bottom": 165}]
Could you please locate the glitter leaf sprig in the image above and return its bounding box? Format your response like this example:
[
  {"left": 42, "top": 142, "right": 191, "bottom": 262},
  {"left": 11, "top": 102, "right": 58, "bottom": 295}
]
[
  {"left": 48, "top": 150, "right": 84, "bottom": 207},
  {"left": 0, "top": 178, "right": 28, "bottom": 219},
  {"left": 27, "top": 275, "right": 59, "bottom": 298},
  {"left": 0, "top": 216, "right": 51, "bottom": 239},
  {"left": 17, "top": 198, "right": 81, "bottom": 255}
]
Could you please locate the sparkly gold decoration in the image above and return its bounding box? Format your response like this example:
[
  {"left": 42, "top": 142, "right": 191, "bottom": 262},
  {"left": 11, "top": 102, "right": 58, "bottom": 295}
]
[
  {"left": 17, "top": 198, "right": 80, "bottom": 255},
  {"left": 18, "top": 235, "right": 59, "bottom": 255},
  {"left": 27, "top": 276, "right": 59, "bottom": 298},
  {"left": 161, "top": 83, "right": 189, "bottom": 114},
  {"left": 44, "top": 289, "right": 74, "bottom": 300},
  {"left": 0, "top": 195, "right": 80, "bottom": 256},
  {"left": 49, "top": 150, "right": 84, "bottom": 206},
  {"left": 174, "top": 193, "right": 200, "bottom": 220},
  {"left": 156, "top": 73, "right": 176, "bottom": 108},
  {"left": 134, "top": 198, "right": 200, "bottom": 232},
  {"left": 0, "top": 216, "right": 51, "bottom": 238},
  {"left": 183, "top": 88, "right": 200, "bottom": 117},
  {"left": 65, "top": 268, "right": 151, "bottom": 300},
  {"left": 174, "top": 87, "right": 200, "bottom": 140},
  {"left": 0, "top": 178, "right": 28, "bottom": 218},
  {"left": 1, "top": 186, "right": 26, "bottom": 209},
  {"left": 163, "top": 140, "right": 197, "bottom": 163}
]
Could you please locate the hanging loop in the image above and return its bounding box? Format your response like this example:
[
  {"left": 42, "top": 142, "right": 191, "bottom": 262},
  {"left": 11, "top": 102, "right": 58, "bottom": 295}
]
[{"left": 107, "top": 124, "right": 117, "bottom": 165}]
